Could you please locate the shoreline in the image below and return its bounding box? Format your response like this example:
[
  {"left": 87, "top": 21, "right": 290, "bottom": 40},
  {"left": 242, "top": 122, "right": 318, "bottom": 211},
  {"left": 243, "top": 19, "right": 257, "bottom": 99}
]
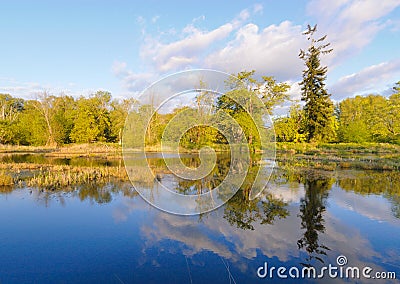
[
  {"left": 2, "top": 142, "right": 400, "bottom": 154},
  {"left": 1, "top": 142, "right": 399, "bottom": 174}
]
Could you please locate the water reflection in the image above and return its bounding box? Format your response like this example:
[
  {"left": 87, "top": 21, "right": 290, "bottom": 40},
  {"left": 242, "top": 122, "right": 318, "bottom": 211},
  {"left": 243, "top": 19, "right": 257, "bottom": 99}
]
[
  {"left": 174, "top": 155, "right": 231, "bottom": 195},
  {"left": 0, "top": 153, "right": 119, "bottom": 167},
  {"left": 223, "top": 189, "right": 289, "bottom": 230},
  {"left": 0, "top": 154, "right": 399, "bottom": 283},
  {"left": 297, "top": 177, "right": 332, "bottom": 267},
  {"left": 391, "top": 195, "right": 400, "bottom": 219}
]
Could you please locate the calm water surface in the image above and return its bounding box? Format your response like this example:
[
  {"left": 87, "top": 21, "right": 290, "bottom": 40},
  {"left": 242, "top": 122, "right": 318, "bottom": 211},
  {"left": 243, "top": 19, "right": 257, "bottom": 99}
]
[{"left": 0, "top": 154, "right": 399, "bottom": 283}]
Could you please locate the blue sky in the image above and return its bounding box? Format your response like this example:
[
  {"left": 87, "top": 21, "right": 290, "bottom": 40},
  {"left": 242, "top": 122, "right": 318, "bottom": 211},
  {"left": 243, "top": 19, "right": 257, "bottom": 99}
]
[{"left": 1, "top": 0, "right": 400, "bottom": 107}]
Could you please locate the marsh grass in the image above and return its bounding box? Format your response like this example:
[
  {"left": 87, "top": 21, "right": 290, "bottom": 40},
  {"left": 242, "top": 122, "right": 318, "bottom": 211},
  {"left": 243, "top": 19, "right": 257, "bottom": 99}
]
[
  {"left": 277, "top": 153, "right": 400, "bottom": 171},
  {"left": 0, "top": 143, "right": 121, "bottom": 158},
  {"left": 1, "top": 141, "right": 399, "bottom": 190},
  {"left": 277, "top": 142, "right": 400, "bottom": 154},
  {"left": 0, "top": 161, "right": 129, "bottom": 190},
  {"left": 276, "top": 142, "right": 400, "bottom": 172},
  {"left": 0, "top": 171, "right": 14, "bottom": 186},
  {"left": 26, "top": 165, "right": 128, "bottom": 189}
]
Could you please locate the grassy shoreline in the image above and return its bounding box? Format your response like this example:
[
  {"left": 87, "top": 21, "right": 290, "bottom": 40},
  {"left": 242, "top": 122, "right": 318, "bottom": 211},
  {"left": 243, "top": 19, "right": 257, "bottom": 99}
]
[
  {"left": 275, "top": 142, "right": 400, "bottom": 171},
  {"left": 0, "top": 142, "right": 399, "bottom": 188},
  {"left": 2, "top": 142, "right": 400, "bottom": 154}
]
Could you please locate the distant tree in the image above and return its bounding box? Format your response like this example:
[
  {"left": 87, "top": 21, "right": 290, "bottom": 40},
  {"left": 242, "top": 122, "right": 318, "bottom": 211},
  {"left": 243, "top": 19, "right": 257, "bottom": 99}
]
[
  {"left": 52, "top": 95, "right": 76, "bottom": 144},
  {"left": 110, "top": 98, "right": 138, "bottom": 144},
  {"left": 17, "top": 100, "right": 48, "bottom": 145},
  {"left": 70, "top": 91, "right": 112, "bottom": 143},
  {"left": 274, "top": 103, "right": 307, "bottom": 142},
  {"left": 338, "top": 92, "right": 400, "bottom": 144},
  {"left": 187, "top": 80, "right": 218, "bottom": 147},
  {"left": 0, "top": 94, "right": 24, "bottom": 144},
  {"left": 299, "top": 25, "right": 335, "bottom": 142},
  {"left": 386, "top": 84, "right": 400, "bottom": 143},
  {"left": 30, "top": 92, "right": 60, "bottom": 146},
  {"left": 0, "top": 94, "right": 23, "bottom": 121},
  {"left": 337, "top": 96, "right": 370, "bottom": 142}
]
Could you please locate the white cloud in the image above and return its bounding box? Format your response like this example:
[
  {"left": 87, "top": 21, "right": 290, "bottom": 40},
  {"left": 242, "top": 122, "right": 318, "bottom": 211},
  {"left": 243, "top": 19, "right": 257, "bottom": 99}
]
[
  {"left": 205, "top": 21, "right": 305, "bottom": 80},
  {"left": 117, "top": 7, "right": 263, "bottom": 93},
  {"left": 307, "top": 0, "right": 400, "bottom": 64},
  {"left": 117, "top": 8, "right": 305, "bottom": 94},
  {"left": 140, "top": 21, "right": 236, "bottom": 72},
  {"left": 115, "top": 1, "right": 400, "bottom": 100},
  {"left": 330, "top": 59, "right": 400, "bottom": 99}
]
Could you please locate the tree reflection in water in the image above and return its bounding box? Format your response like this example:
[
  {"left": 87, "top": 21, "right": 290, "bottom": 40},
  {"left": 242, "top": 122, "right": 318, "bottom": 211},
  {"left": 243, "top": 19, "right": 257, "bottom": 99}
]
[
  {"left": 223, "top": 189, "right": 289, "bottom": 230},
  {"left": 1, "top": 154, "right": 400, "bottom": 257},
  {"left": 221, "top": 154, "right": 290, "bottom": 230},
  {"left": 297, "top": 175, "right": 333, "bottom": 267}
]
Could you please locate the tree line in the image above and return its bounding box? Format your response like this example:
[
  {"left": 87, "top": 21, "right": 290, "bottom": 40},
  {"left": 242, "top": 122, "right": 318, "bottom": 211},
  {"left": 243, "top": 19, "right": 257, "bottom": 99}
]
[
  {"left": 276, "top": 25, "right": 400, "bottom": 144},
  {"left": 1, "top": 25, "right": 399, "bottom": 147},
  {"left": 275, "top": 90, "right": 400, "bottom": 144},
  {"left": 0, "top": 91, "right": 137, "bottom": 146}
]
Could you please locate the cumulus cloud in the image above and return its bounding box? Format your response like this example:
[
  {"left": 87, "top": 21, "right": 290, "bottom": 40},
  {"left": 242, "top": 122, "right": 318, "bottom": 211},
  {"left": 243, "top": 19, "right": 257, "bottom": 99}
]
[
  {"left": 330, "top": 59, "right": 400, "bottom": 99},
  {"left": 205, "top": 21, "right": 305, "bottom": 80},
  {"left": 139, "top": 9, "right": 250, "bottom": 73},
  {"left": 115, "top": 0, "right": 400, "bottom": 100},
  {"left": 116, "top": 5, "right": 306, "bottom": 94},
  {"left": 307, "top": 0, "right": 400, "bottom": 64}
]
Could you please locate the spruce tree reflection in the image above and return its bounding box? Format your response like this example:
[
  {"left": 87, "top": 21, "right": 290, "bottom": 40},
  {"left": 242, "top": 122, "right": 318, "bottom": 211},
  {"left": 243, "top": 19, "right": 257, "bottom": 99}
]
[{"left": 297, "top": 176, "right": 333, "bottom": 266}]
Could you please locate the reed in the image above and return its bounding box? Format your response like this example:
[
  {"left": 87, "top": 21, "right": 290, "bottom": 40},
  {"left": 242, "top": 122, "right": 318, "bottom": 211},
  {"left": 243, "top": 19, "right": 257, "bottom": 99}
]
[
  {"left": 25, "top": 165, "right": 128, "bottom": 189},
  {"left": 277, "top": 153, "right": 400, "bottom": 171},
  {"left": 0, "top": 171, "right": 13, "bottom": 186}
]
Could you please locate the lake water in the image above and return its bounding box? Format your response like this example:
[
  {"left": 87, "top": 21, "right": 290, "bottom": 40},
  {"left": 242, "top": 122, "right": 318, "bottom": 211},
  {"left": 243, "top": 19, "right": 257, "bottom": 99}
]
[{"left": 0, "top": 154, "right": 399, "bottom": 283}]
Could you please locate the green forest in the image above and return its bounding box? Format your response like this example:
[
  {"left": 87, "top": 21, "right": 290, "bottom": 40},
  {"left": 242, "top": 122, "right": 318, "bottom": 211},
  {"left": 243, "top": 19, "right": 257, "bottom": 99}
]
[{"left": 1, "top": 25, "right": 399, "bottom": 148}]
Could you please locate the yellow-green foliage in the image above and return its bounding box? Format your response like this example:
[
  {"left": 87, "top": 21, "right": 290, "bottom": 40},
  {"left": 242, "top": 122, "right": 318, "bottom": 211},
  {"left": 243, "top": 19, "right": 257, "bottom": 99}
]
[
  {"left": 0, "top": 171, "right": 13, "bottom": 186},
  {"left": 27, "top": 165, "right": 127, "bottom": 189}
]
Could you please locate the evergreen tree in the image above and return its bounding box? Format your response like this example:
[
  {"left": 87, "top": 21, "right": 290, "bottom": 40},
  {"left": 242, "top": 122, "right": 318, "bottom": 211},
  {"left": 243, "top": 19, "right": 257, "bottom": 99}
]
[{"left": 299, "top": 25, "right": 335, "bottom": 142}]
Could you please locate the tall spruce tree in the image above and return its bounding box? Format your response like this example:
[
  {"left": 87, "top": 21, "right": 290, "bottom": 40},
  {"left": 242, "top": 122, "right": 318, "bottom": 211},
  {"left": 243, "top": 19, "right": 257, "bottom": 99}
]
[{"left": 299, "top": 25, "right": 335, "bottom": 142}]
